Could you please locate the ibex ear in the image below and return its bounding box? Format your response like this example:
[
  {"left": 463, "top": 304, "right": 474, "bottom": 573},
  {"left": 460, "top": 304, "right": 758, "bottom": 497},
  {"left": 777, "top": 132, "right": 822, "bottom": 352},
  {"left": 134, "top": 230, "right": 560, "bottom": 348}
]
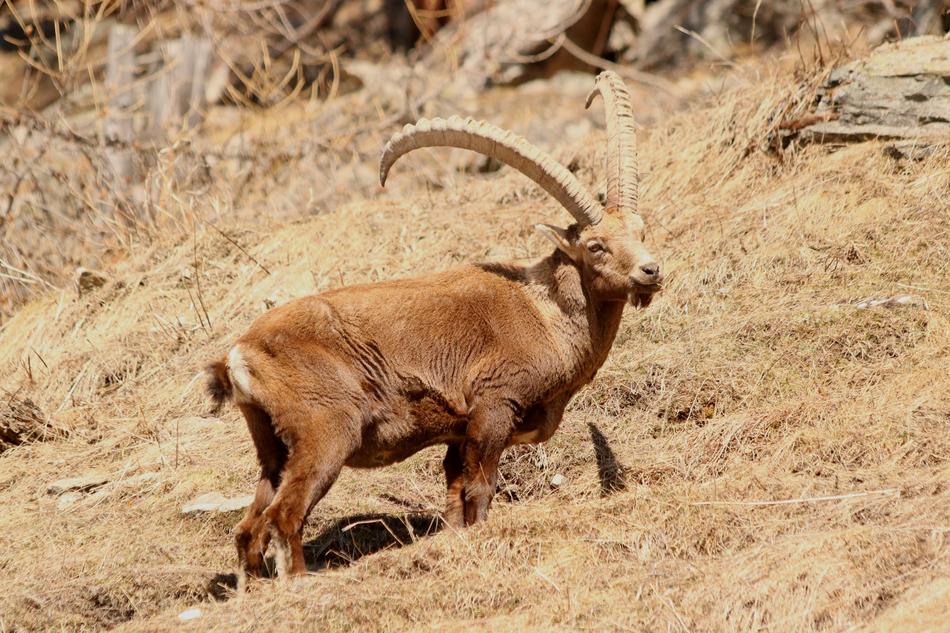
[{"left": 534, "top": 224, "right": 578, "bottom": 260}]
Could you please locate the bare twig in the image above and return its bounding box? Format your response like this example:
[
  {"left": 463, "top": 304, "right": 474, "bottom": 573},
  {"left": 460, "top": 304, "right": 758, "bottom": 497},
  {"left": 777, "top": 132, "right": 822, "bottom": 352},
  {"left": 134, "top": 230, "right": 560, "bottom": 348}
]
[
  {"left": 559, "top": 37, "right": 680, "bottom": 96},
  {"left": 271, "top": 0, "right": 345, "bottom": 60},
  {"left": 673, "top": 25, "right": 735, "bottom": 66},
  {"left": 205, "top": 222, "right": 271, "bottom": 276},
  {"left": 191, "top": 224, "right": 212, "bottom": 335}
]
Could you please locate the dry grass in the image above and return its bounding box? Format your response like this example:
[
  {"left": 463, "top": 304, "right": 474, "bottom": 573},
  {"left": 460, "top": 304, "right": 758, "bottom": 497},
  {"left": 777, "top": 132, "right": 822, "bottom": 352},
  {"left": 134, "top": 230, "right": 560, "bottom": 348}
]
[{"left": 0, "top": 56, "right": 948, "bottom": 631}]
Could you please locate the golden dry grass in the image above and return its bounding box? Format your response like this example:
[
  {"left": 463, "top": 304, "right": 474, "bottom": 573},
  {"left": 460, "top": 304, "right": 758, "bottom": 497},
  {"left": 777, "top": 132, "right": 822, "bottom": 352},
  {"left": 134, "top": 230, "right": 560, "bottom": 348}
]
[{"left": 0, "top": 61, "right": 948, "bottom": 632}]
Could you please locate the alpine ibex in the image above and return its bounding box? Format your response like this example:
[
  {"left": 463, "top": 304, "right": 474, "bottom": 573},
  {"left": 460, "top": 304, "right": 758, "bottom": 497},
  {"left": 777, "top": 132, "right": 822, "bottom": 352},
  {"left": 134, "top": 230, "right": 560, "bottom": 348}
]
[{"left": 207, "top": 71, "right": 662, "bottom": 580}]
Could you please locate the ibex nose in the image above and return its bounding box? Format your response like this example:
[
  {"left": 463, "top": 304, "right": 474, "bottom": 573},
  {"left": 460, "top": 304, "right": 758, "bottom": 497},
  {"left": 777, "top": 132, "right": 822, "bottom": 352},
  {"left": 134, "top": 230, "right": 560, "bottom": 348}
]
[{"left": 640, "top": 262, "right": 661, "bottom": 280}]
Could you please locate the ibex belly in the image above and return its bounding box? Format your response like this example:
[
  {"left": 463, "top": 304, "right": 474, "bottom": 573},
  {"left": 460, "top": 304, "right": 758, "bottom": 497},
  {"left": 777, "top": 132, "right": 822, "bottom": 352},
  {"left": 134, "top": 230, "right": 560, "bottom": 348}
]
[
  {"left": 345, "top": 385, "right": 468, "bottom": 468},
  {"left": 508, "top": 399, "right": 566, "bottom": 446}
]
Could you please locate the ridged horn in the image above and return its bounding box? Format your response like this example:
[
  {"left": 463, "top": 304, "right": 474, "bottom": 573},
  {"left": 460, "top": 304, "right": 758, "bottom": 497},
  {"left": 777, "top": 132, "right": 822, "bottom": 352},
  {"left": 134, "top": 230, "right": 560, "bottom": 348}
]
[
  {"left": 585, "top": 71, "right": 639, "bottom": 216},
  {"left": 380, "top": 115, "right": 603, "bottom": 226}
]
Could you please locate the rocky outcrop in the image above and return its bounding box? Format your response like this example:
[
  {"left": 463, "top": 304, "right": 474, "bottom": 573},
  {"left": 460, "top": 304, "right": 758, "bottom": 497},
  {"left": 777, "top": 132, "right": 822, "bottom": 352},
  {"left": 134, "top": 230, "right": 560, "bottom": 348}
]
[{"left": 801, "top": 36, "right": 950, "bottom": 143}]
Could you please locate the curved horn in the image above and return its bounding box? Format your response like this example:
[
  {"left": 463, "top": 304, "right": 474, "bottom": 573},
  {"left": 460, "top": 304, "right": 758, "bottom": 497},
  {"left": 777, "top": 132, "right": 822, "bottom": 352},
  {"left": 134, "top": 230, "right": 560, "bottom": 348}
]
[
  {"left": 380, "top": 115, "right": 602, "bottom": 226},
  {"left": 585, "top": 71, "right": 639, "bottom": 215}
]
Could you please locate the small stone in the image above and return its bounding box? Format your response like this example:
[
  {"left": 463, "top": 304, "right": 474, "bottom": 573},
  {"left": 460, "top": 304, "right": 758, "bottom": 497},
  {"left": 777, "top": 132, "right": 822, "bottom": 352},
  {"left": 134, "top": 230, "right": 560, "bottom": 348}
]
[
  {"left": 56, "top": 491, "right": 82, "bottom": 510},
  {"left": 855, "top": 294, "right": 927, "bottom": 310},
  {"left": 181, "top": 491, "right": 252, "bottom": 515},
  {"left": 217, "top": 494, "right": 254, "bottom": 513},
  {"left": 550, "top": 474, "right": 566, "bottom": 488},
  {"left": 181, "top": 491, "right": 226, "bottom": 514},
  {"left": 47, "top": 474, "right": 109, "bottom": 495},
  {"left": 122, "top": 472, "right": 161, "bottom": 486},
  {"left": 75, "top": 267, "right": 109, "bottom": 296},
  {"left": 178, "top": 607, "right": 202, "bottom": 621}
]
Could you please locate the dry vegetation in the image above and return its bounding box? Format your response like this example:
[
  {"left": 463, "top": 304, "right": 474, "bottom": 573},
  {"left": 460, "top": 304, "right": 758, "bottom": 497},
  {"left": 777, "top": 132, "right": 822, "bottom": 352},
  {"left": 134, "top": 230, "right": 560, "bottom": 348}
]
[{"left": 1, "top": 3, "right": 949, "bottom": 631}]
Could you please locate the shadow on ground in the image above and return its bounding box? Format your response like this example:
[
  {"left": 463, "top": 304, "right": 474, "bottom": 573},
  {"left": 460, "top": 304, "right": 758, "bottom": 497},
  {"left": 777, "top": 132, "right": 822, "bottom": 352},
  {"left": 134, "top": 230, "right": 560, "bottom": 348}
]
[
  {"left": 305, "top": 511, "right": 443, "bottom": 570},
  {"left": 588, "top": 422, "right": 627, "bottom": 495},
  {"left": 208, "top": 512, "right": 443, "bottom": 598}
]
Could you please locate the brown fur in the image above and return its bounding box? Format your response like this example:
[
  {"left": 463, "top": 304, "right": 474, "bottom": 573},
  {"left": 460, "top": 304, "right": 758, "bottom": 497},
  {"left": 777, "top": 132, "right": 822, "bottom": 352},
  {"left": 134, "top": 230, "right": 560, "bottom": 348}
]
[{"left": 209, "top": 212, "right": 660, "bottom": 579}]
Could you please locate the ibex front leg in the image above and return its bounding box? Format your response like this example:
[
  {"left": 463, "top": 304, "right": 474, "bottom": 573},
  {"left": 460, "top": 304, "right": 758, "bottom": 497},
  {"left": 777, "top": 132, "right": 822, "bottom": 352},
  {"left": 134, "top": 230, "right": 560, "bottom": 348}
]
[
  {"left": 442, "top": 444, "right": 465, "bottom": 528},
  {"left": 462, "top": 404, "right": 514, "bottom": 525}
]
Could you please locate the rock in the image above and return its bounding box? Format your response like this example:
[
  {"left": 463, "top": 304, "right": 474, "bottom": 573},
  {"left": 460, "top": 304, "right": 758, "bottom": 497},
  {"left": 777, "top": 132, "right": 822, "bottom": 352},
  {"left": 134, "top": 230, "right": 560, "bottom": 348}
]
[
  {"left": 121, "top": 472, "right": 161, "bottom": 486},
  {"left": 623, "top": 0, "right": 810, "bottom": 70},
  {"left": 47, "top": 473, "right": 109, "bottom": 495},
  {"left": 181, "top": 492, "right": 226, "bottom": 514},
  {"left": 550, "top": 473, "right": 567, "bottom": 488},
  {"left": 75, "top": 267, "right": 109, "bottom": 295},
  {"left": 217, "top": 495, "right": 254, "bottom": 513},
  {"left": 800, "top": 36, "right": 950, "bottom": 144},
  {"left": 854, "top": 295, "right": 928, "bottom": 310},
  {"left": 56, "top": 492, "right": 82, "bottom": 510},
  {"left": 178, "top": 607, "right": 202, "bottom": 621},
  {"left": 419, "top": 0, "right": 596, "bottom": 89},
  {"left": 181, "top": 491, "right": 253, "bottom": 515},
  {"left": 53, "top": 472, "right": 161, "bottom": 508}
]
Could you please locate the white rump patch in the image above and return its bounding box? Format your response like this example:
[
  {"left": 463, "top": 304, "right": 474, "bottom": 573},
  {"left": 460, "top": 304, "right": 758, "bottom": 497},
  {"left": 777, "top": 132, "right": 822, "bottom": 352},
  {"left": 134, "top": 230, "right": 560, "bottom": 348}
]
[{"left": 228, "top": 345, "right": 254, "bottom": 404}]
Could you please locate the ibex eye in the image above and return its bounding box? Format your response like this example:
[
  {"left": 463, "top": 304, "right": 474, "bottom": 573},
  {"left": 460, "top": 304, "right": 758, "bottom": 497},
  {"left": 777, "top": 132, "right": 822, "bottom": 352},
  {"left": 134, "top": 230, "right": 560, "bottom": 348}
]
[{"left": 587, "top": 242, "right": 605, "bottom": 253}]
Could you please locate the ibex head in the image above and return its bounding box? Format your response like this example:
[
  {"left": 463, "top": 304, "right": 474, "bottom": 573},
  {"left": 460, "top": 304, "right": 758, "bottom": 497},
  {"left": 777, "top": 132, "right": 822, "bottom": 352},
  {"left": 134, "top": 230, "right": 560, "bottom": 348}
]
[
  {"left": 537, "top": 71, "right": 661, "bottom": 307},
  {"left": 380, "top": 71, "right": 661, "bottom": 307}
]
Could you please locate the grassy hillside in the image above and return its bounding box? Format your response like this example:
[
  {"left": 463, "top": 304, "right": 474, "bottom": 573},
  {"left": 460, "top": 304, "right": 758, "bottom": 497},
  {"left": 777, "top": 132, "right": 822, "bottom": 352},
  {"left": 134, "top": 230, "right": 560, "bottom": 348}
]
[{"left": 0, "top": 64, "right": 948, "bottom": 631}]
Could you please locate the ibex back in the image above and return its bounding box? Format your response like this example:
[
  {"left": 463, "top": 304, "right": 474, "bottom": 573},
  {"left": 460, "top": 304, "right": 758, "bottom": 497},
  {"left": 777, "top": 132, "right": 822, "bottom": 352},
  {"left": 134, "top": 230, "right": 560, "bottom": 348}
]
[{"left": 207, "top": 71, "right": 662, "bottom": 581}]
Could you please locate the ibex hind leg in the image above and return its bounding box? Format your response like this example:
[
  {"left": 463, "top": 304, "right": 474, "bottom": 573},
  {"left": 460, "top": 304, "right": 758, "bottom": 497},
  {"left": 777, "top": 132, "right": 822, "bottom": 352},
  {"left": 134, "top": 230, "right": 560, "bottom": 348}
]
[
  {"left": 264, "top": 405, "right": 359, "bottom": 578},
  {"left": 234, "top": 403, "right": 286, "bottom": 587}
]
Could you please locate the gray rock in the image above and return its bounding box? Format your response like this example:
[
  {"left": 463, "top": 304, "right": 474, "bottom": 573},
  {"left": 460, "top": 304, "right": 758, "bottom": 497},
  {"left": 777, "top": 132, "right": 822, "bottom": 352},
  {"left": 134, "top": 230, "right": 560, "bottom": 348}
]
[
  {"left": 121, "top": 471, "right": 161, "bottom": 486},
  {"left": 217, "top": 495, "right": 254, "bottom": 513},
  {"left": 855, "top": 294, "right": 928, "bottom": 310},
  {"left": 56, "top": 492, "right": 82, "bottom": 510},
  {"left": 801, "top": 36, "right": 950, "bottom": 144},
  {"left": 181, "top": 491, "right": 226, "bottom": 514},
  {"left": 181, "top": 491, "right": 253, "bottom": 515},
  {"left": 47, "top": 474, "right": 109, "bottom": 495},
  {"left": 178, "top": 607, "right": 203, "bottom": 621}
]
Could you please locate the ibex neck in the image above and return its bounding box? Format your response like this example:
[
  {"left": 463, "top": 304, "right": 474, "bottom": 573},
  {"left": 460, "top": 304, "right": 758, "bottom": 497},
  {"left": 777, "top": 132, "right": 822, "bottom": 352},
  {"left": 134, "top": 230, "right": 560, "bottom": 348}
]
[{"left": 531, "top": 251, "right": 626, "bottom": 379}]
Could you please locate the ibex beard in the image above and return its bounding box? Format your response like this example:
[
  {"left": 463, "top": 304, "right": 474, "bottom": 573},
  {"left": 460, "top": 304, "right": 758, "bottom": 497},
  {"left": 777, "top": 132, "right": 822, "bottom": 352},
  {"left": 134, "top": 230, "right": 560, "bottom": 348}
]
[{"left": 206, "top": 71, "right": 662, "bottom": 582}]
